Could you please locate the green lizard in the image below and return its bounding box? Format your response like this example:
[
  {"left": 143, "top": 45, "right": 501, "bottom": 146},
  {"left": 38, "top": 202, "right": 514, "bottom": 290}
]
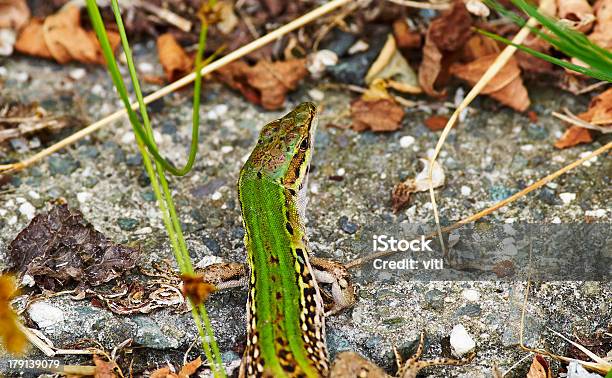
[{"left": 199, "top": 102, "right": 474, "bottom": 377}]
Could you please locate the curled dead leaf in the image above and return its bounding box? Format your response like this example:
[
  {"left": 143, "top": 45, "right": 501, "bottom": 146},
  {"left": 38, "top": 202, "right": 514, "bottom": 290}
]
[
  {"left": 15, "top": 5, "right": 119, "bottom": 65},
  {"left": 366, "top": 34, "right": 421, "bottom": 94},
  {"left": 450, "top": 54, "right": 530, "bottom": 111},
  {"left": 526, "top": 355, "right": 553, "bottom": 378},
  {"left": 554, "top": 125, "right": 593, "bottom": 148},
  {"left": 350, "top": 98, "right": 405, "bottom": 132},
  {"left": 418, "top": 0, "right": 473, "bottom": 97},
  {"left": 557, "top": 0, "right": 595, "bottom": 32},
  {"left": 93, "top": 355, "right": 118, "bottom": 378},
  {"left": 392, "top": 158, "right": 445, "bottom": 212},
  {"left": 588, "top": 0, "right": 612, "bottom": 49},
  {"left": 0, "top": 0, "right": 30, "bottom": 30},
  {"left": 180, "top": 274, "right": 217, "bottom": 305},
  {"left": 555, "top": 88, "right": 612, "bottom": 148},
  {"left": 217, "top": 59, "right": 308, "bottom": 110},
  {"left": 0, "top": 274, "right": 27, "bottom": 355},
  {"left": 157, "top": 33, "right": 193, "bottom": 82},
  {"left": 392, "top": 18, "right": 421, "bottom": 49},
  {"left": 150, "top": 357, "right": 202, "bottom": 378}
]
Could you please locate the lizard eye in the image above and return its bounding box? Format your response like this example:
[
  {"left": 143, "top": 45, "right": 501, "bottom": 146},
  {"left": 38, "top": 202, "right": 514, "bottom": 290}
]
[{"left": 299, "top": 138, "right": 309, "bottom": 150}]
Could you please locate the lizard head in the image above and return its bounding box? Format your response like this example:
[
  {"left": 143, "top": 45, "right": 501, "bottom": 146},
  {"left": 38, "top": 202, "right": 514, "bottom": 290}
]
[{"left": 243, "top": 102, "right": 318, "bottom": 192}]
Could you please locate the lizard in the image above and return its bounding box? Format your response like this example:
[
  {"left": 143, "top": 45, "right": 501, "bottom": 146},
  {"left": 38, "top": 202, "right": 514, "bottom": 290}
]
[{"left": 197, "top": 102, "right": 475, "bottom": 377}]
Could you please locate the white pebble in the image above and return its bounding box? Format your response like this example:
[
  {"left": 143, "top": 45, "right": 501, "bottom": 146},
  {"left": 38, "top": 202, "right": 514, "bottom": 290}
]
[
  {"left": 0, "top": 29, "right": 17, "bottom": 56},
  {"left": 28, "top": 302, "right": 65, "bottom": 328},
  {"left": 213, "top": 104, "right": 229, "bottom": 116},
  {"left": 462, "top": 289, "right": 480, "bottom": 302},
  {"left": 19, "top": 202, "right": 36, "bottom": 220},
  {"left": 308, "top": 89, "right": 325, "bottom": 102},
  {"left": 0, "top": 209, "right": 6, "bottom": 216},
  {"left": 16, "top": 197, "right": 26, "bottom": 204},
  {"left": 120, "top": 130, "right": 136, "bottom": 144},
  {"left": 460, "top": 186, "right": 472, "bottom": 196},
  {"left": 195, "top": 255, "right": 224, "bottom": 269},
  {"left": 551, "top": 217, "right": 562, "bottom": 224},
  {"left": 336, "top": 168, "right": 345, "bottom": 176},
  {"left": 221, "top": 146, "right": 234, "bottom": 154},
  {"left": 15, "top": 71, "right": 29, "bottom": 82},
  {"left": 348, "top": 40, "right": 369, "bottom": 55},
  {"left": 135, "top": 227, "right": 152, "bottom": 235},
  {"left": 21, "top": 274, "right": 35, "bottom": 287},
  {"left": 545, "top": 182, "right": 558, "bottom": 189},
  {"left": 310, "top": 183, "right": 319, "bottom": 194},
  {"left": 77, "top": 192, "right": 92, "bottom": 203},
  {"left": 559, "top": 192, "right": 576, "bottom": 205},
  {"left": 520, "top": 144, "right": 534, "bottom": 152},
  {"left": 579, "top": 151, "right": 598, "bottom": 167},
  {"left": 138, "top": 62, "right": 154, "bottom": 73},
  {"left": 399, "top": 135, "right": 415, "bottom": 148},
  {"left": 92, "top": 84, "right": 104, "bottom": 96},
  {"left": 0, "top": 66, "right": 7, "bottom": 76},
  {"left": 450, "top": 324, "right": 476, "bottom": 356},
  {"left": 8, "top": 215, "right": 17, "bottom": 225},
  {"left": 69, "top": 68, "right": 86, "bottom": 80},
  {"left": 585, "top": 209, "right": 606, "bottom": 218},
  {"left": 211, "top": 191, "right": 222, "bottom": 200}
]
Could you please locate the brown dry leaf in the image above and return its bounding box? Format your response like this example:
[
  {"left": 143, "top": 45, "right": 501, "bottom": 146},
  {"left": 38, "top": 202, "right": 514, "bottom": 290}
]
[
  {"left": 392, "top": 18, "right": 421, "bottom": 49},
  {"left": 180, "top": 275, "right": 216, "bottom": 305},
  {"left": 578, "top": 87, "right": 612, "bottom": 126},
  {"left": 450, "top": 54, "right": 530, "bottom": 111},
  {"left": 516, "top": 33, "right": 554, "bottom": 73},
  {"left": 217, "top": 59, "right": 308, "bottom": 110},
  {"left": 150, "top": 357, "right": 202, "bottom": 378},
  {"left": 14, "top": 19, "right": 52, "bottom": 59},
  {"left": 424, "top": 115, "right": 451, "bottom": 131},
  {"left": 350, "top": 99, "right": 405, "bottom": 132},
  {"left": 0, "top": 0, "right": 30, "bottom": 30},
  {"left": 8, "top": 204, "right": 139, "bottom": 291},
  {"left": 557, "top": 0, "right": 595, "bottom": 32},
  {"left": 526, "top": 355, "right": 553, "bottom": 378},
  {"left": 392, "top": 158, "right": 445, "bottom": 212},
  {"left": 588, "top": 0, "right": 612, "bottom": 49},
  {"left": 555, "top": 88, "right": 612, "bottom": 148},
  {"left": 554, "top": 125, "right": 593, "bottom": 148},
  {"left": 418, "top": 0, "right": 473, "bottom": 97},
  {"left": 157, "top": 33, "right": 193, "bottom": 82},
  {"left": 15, "top": 5, "right": 119, "bottom": 65},
  {"left": 0, "top": 274, "right": 27, "bottom": 355},
  {"left": 461, "top": 34, "right": 500, "bottom": 62},
  {"left": 93, "top": 356, "right": 118, "bottom": 378}
]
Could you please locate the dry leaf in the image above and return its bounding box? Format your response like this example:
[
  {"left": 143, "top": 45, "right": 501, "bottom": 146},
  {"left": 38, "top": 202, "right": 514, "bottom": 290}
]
[
  {"left": 557, "top": 0, "right": 595, "bottom": 32},
  {"left": 157, "top": 33, "right": 193, "bottom": 82},
  {"left": 180, "top": 275, "right": 216, "bottom": 305},
  {"left": 0, "top": 274, "right": 27, "bottom": 355},
  {"left": 527, "top": 355, "right": 553, "bottom": 378},
  {"left": 424, "top": 115, "right": 451, "bottom": 131},
  {"left": 93, "top": 356, "right": 118, "bottom": 378},
  {"left": 8, "top": 204, "right": 138, "bottom": 291},
  {"left": 418, "top": 0, "right": 473, "bottom": 97},
  {"left": 215, "top": 1, "right": 238, "bottom": 34},
  {"left": 460, "top": 34, "right": 500, "bottom": 62},
  {"left": 0, "top": 0, "right": 30, "bottom": 30},
  {"left": 217, "top": 59, "right": 308, "bottom": 110},
  {"left": 588, "top": 0, "right": 612, "bottom": 49},
  {"left": 554, "top": 125, "right": 593, "bottom": 148},
  {"left": 350, "top": 99, "right": 405, "bottom": 132},
  {"left": 392, "top": 18, "right": 421, "bottom": 49},
  {"left": 392, "top": 158, "right": 446, "bottom": 212},
  {"left": 15, "top": 5, "right": 119, "bottom": 64},
  {"left": 516, "top": 33, "right": 554, "bottom": 73},
  {"left": 578, "top": 87, "right": 612, "bottom": 126},
  {"left": 150, "top": 357, "right": 202, "bottom": 378},
  {"left": 450, "top": 54, "right": 530, "bottom": 111},
  {"left": 365, "top": 34, "right": 421, "bottom": 94}
]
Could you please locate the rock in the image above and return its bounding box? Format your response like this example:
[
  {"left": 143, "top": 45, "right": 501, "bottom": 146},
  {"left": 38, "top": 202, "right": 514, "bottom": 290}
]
[
  {"left": 460, "top": 186, "right": 472, "bottom": 196},
  {"left": 48, "top": 155, "right": 80, "bottom": 175},
  {"left": 454, "top": 304, "right": 482, "bottom": 318},
  {"left": 538, "top": 188, "right": 559, "bottom": 205},
  {"left": 449, "top": 324, "right": 475, "bottom": 357},
  {"left": 133, "top": 317, "right": 180, "bottom": 349},
  {"left": 77, "top": 192, "right": 92, "bottom": 203},
  {"left": 117, "top": 217, "right": 139, "bottom": 231},
  {"left": 320, "top": 28, "right": 358, "bottom": 56},
  {"left": 462, "top": 289, "right": 480, "bottom": 302},
  {"left": 202, "top": 236, "right": 221, "bottom": 255},
  {"left": 338, "top": 216, "right": 358, "bottom": 234},
  {"left": 559, "top": 192, "right": 576, "bottom": 205},
  {"left": 424, "top": 289, "right": 445, "bottom": 310},
  {"left": 399, "top": 135, "right": 415, "bottom": 148},
  {"left": 28, "top": 302, "right": 65, "bottom": 328},
  {"left": 489, "top": 186, "right": 514, "bottom": 202},
  {"left": 18, "top": 201, "right": 36, "bottom": 220}
]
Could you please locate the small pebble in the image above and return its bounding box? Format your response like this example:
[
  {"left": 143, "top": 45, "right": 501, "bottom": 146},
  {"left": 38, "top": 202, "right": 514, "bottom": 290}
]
[
  {"left": 559, "top": 192, "right": 576, "bottom": 205},
  {"left": 213, "top": 104, "right": 229, "bottom": 116},
  {"left": 399, "top": 135, "right": 415, "bottom": 148},
  {"left": 117, "top": 217, "right": 139, "bottom": 231},
  {"left": 338, "top": 216, "right": 358, "bottom": 234},
  {"left": 551, "top": 217, "right": 562, "bottom": 224},
  {"left": 462, "top": 289, "right": 480, "bottom": 302},
  {"left": 336, "top": 168, "right": 346, "bottom": 176},
  {"left": 138, "top": 62, "right": 154, "bottom": 73},
  {"left": 579, "top": 151, "right": 598, "bottom": 167},
  {"left": 19, "top": 202, "right": 36, "bottom": 220},
  {"left": 135, "top": 227, "right": 152, "bottom": 235},
  {"left": 449, "top": 324, "right": 476, "bottom": 357},
  {"left": 520, "top": 144, "right": 534, "bottom": 152},
  {"left": 8, "top": 215, "right": 17, "bottom": 225},
  {"left": 0, "top": 29, "right": 16, "bottom": 56},
  {"left": 348, "top": 40, "right": 369, "bottom": 54},
  {"left": 221, "top": 146, "right": 234, "bottom": 154},
  {"left": 0, "top": 66, "right": 7, "bottom": 76},
  {"left": 545, "top": 182, "right": 558, "bottom": 189},
  {"left": 211, "top": 191, "right": 222, "bottom": 201},
  {"left": 69, "top": 68, "right": 86, "bottom": 80},
  {"left": 77, "top": 192, "right": 92, "bottom": 203},
  {"left": 310, "top": 183, "right": 319, "bottom": 194},
  {"left": 28, "top": 302, "right": 65, "bottom": 328},
  {"left": 585, "top": 209, "right": 606, "bottom": 218},
  {"left": 460, "top": 186, "right": 472, "bottom": 196},
  {"left": 308, "top": 89, "right": 325, "bottom": 101},
  {"left": 195, "top": 255, "right": 224, "bottom": 269}
]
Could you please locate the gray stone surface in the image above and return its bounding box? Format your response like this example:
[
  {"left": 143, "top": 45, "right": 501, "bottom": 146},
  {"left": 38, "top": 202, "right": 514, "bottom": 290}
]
[{"left": 0, "top": 42, "right": 610, "bottom": 377}]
